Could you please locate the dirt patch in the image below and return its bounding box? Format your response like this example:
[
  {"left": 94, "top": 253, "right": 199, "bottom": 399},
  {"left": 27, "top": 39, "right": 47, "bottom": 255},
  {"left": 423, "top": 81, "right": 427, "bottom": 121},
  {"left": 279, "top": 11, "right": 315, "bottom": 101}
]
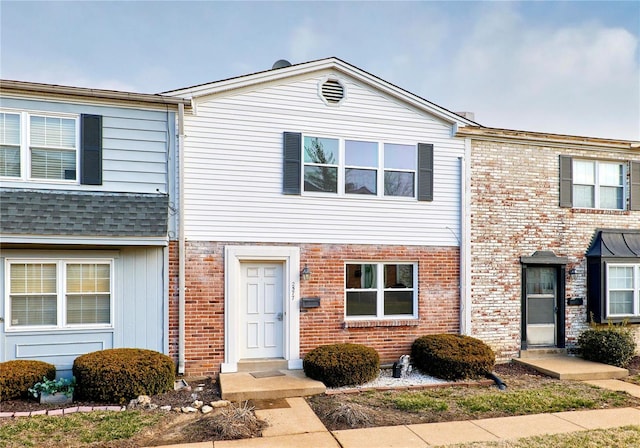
[{"left": 307, "top": 359, "right": 640, "bottom": 431}]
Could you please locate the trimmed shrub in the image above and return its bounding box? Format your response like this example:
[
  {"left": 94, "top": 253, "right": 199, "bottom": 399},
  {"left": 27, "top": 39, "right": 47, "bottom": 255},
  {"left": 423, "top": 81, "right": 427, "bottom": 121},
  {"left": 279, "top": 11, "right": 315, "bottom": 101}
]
[
  {"left": 0, "top": 360, "right": 56, "bottom": 401},
  {"left": 73, "top": 348, "right": 175, "bottom": 404},
  {"left": 303, "top": 343, "right": 379, "bottom": 387},
  {"left": 412, "top": 334, "right": 495, "bottom": 381},
  {"left": 578, "top": 324, "right": 636, "bottom": 367}
]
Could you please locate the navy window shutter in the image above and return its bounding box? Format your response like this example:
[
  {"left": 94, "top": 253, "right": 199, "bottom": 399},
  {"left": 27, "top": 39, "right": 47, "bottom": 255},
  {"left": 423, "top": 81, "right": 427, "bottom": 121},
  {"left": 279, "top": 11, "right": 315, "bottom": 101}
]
[
  {"left": 417, "top": 143, "right": 434, "bottom": 201},
  {"left": 283, "top": 132, "right": 302, "bottom": 194},
  {"left": 559, "top": 155, "right": 573, "bottom": 208},
  {"left": 630, "top": 161, "right": 640, "bottom": 211},
  {"left": 80, "top": 114, "right": 102, "bottom": 185}
]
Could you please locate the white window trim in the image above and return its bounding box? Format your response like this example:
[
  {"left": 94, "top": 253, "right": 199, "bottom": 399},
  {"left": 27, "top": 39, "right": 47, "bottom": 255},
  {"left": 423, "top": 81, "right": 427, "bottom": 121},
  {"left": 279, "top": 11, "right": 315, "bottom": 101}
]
[
  {"left": 302, "top": 134, "right": 418, "bottom": 200},
  {"left": 606, "top": 263, "right": 640, "bottom": 318},
  {"left": 573, "top": 159, "right": 626, "bottom": 210},
  {"left": 5, "top": 258, "right": 114, "bottom": 332},
  {"left": 0, "top": 109, "right": 80, "bottom": 184},
  {"left": 344, "top": 261, "right": 418, "bottom": 320}
]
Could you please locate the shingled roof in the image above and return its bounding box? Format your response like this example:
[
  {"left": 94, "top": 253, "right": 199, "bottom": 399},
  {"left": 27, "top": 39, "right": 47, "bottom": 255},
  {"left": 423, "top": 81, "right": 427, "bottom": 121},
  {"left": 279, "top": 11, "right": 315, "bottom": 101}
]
[{"left": 0, "top": 188, "right": 168, "bottom": 238}]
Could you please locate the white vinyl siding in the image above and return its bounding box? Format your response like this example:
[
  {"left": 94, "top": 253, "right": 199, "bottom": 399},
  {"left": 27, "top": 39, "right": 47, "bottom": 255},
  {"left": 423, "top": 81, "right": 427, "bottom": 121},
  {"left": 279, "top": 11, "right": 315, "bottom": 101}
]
[{"left": 182, "top": 73, "right": 464, "bottom": 246}]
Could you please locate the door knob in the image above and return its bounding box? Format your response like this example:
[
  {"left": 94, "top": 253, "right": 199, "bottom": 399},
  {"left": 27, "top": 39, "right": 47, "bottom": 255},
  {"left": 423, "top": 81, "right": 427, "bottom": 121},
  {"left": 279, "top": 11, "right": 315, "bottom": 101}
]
[{"left": 276, "top": 312, "right": 283, "bottom": 321}]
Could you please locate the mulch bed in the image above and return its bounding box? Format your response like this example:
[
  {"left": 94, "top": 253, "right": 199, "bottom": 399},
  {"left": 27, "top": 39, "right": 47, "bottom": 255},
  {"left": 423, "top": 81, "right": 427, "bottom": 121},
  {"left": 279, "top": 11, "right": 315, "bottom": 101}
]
[{"left": 0, "top": 377, "right": 221, "bottom": 414}]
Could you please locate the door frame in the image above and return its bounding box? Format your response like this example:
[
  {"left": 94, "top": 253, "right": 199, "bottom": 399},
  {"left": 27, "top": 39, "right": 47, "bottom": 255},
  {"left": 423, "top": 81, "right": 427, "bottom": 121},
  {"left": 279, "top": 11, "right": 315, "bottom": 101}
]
[
  {"left": 520, "top": 251, "right": 567, "bottom": 350},
  {"left": 222, "top": 246, "right": 301, "bottom": 373}
]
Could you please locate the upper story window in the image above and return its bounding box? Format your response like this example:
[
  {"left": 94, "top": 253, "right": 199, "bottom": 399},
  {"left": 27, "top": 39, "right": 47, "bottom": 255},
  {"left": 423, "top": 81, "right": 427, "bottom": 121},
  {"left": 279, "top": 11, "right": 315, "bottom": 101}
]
[
  {"left": 573, "top": 160, "right": 624, "bottom": 210},
  {"left": 6, "top": 259, "right": 113, "bottom": 331},
  {"left": 0, "top": 110, "right": 102, "bottom": 185},
  {"left": 607, "top": 264, "right": 639, "bottom": 317},
  {"left": 345, "top": 262, "right": 417, "bottom": 319},
  {"left": 298, "top": 134, "right": 422, "bottom": 199},
  {"left": 559, "top": 155, "right": 639, "bottom": 211}
]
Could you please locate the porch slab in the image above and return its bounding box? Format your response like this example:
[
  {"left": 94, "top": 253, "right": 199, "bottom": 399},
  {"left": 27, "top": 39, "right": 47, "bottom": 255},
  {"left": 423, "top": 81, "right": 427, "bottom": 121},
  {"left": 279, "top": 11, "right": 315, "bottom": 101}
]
[
  {"left": 219, "top": 369, "right": 326, "bottom": 402},
  {"left": 514, "top": 355, "right": 628, "bottom": 380}
]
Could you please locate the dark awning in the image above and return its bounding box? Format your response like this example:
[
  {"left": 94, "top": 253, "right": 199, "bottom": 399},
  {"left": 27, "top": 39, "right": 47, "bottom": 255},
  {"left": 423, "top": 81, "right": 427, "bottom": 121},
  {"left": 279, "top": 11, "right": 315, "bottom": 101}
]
[{"left": 586, "top": 229, "right": 640, "bottom": 257}]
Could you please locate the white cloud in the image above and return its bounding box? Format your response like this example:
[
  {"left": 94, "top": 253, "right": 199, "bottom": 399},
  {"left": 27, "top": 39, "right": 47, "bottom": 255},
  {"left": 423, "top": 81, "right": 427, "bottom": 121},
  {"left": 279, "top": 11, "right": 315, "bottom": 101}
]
[{"left": 445, "top": 6, "right": 640, "bottom": 140}]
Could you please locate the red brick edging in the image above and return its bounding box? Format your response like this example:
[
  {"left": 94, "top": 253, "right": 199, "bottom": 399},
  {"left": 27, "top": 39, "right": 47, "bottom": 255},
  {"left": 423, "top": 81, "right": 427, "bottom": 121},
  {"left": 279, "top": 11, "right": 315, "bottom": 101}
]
[{"left": 0, "top": 405, "right": 125, "bottom": 418}]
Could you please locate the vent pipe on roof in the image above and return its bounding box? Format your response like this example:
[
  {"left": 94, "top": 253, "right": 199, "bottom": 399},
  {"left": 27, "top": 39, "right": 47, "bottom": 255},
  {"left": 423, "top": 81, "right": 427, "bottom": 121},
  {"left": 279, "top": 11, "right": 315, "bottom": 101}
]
[
  {"left": 272, "top": 59, "right": 292, "bottom": 69},
  {"left": 455, "top": 111, "right": 475, "bottom": 121}
]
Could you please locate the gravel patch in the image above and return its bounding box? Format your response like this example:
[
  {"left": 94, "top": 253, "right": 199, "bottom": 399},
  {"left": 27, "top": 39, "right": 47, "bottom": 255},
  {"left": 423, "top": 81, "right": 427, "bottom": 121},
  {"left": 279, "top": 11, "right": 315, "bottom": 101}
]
[{"left": 329, "top": 368, "right": 447, "bottom": 392}]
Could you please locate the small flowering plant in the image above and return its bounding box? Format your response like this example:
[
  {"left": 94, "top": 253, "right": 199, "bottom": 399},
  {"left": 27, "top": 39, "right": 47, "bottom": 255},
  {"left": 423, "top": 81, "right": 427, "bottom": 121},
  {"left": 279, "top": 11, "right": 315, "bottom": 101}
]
[{"left": 29, "top": 376, "right": 76, "bottom": 399}]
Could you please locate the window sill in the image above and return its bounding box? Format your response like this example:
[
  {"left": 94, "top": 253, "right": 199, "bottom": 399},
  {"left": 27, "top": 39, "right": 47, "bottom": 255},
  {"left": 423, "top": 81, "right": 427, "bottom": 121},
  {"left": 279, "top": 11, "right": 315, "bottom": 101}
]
[
  {"left": 343, "top": 319, "right": 419, "bottom": 329},
  {"left": 570, "top": 208, "right": 630, "bottom": 215}
]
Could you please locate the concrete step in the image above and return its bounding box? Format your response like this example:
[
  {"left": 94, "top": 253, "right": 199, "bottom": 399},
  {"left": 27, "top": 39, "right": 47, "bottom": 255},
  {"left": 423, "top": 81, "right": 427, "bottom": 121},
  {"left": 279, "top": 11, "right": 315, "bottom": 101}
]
[
  {"left": 219, "top": 369, "right": 326, "bottom": 402},
  {"left": 237, "top": 358, "right": 289, "bottom": 373},
  {"left": 514, "top": 355, "right": 629, "bottom": 380},
  {"left": 519, "top": 348, "right": 567, "bottom": 359}
]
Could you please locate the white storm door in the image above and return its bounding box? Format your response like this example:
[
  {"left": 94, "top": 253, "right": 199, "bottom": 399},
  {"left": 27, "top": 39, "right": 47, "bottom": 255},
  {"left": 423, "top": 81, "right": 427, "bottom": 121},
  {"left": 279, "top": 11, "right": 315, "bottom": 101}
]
[
  {"left": 240, "top": 262, "right": 284, "bottom": 359},
  {"left": 526, "top": 267, "right": 557, "bottom": 346}
]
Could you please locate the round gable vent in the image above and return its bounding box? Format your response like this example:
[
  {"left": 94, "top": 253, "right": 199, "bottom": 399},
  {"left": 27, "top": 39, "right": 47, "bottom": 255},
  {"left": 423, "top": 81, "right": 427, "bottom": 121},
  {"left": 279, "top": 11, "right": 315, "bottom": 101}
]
[{"left": 320, "top": 78, "right": 345, "bottom": 104}]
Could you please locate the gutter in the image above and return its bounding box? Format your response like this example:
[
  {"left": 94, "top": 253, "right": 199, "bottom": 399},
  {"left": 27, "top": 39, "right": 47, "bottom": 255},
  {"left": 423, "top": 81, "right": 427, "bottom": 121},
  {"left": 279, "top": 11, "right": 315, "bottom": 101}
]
[
  {"left": 178, "top": 102, "right": 186, "bottom": 375},
  {"left": 459, "top": 145, "right": 472, "bottom": 335}
]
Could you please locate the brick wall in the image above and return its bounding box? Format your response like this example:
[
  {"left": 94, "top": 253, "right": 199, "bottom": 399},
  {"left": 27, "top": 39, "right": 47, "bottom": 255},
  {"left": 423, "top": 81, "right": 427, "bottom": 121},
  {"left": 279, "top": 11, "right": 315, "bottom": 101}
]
[
  {"left": 169, "top": 242, "right": 459, "bottom": 377},
  {"left": 470, "top": 138, "right": 640, "bottom": 360}
]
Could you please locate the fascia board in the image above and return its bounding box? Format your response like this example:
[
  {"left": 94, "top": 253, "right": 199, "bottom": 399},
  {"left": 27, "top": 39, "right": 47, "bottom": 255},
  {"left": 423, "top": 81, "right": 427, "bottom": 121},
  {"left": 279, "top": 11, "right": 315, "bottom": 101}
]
[{"left": 167, "top": 57, "right": 474, "bottom": 126}]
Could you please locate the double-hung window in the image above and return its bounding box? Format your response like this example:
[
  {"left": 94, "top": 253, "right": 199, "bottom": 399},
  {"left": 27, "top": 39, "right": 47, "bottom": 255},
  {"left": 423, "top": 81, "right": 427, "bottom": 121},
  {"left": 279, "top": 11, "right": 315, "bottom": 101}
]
[
  {"left": 607, "top": 264, "right": 640, "bottom": 317},
  {"left": 0, "top": 111, "right": 79, "bottom": 182},
  {"left": 7, "top": 259, "right": 113, "bottom": 330},
  {"left": 573, "top": 160, "right": 624, "bottom": 210},
  {"left": 302, "top": 136, "right": 419, "bottom": 198},
  {"left": 345, "top": 262, "right": 417, "bottom": 319}
]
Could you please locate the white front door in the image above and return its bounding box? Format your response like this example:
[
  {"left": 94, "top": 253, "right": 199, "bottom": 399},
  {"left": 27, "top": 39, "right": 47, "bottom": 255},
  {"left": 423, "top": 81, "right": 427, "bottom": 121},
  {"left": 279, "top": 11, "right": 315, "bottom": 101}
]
[{"left": 240, "top": 262, "right": 284, "bottom": 359}]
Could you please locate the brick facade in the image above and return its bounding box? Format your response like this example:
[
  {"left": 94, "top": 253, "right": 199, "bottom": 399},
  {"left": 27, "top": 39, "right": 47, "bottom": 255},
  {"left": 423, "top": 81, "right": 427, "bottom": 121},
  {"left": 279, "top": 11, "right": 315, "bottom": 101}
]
[
  {"left": 169, "top": 242, "right": 459, "bottom": 377},
  {"left": 469, "top": 136, "right": 640, "bottom": 360}
]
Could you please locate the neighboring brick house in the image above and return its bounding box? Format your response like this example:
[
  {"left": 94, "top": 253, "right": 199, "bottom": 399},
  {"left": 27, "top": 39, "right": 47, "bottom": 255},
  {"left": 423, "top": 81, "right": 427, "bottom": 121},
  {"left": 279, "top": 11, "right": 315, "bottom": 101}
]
[
  {"left": 0, "top": 80, "right": 189, "bottom": 376},
  {"left": 164, "top": 58, "right": 478, "bottom": 376},
  {"left": 455, "top": 126, "right": 640, "bottom": 360}
]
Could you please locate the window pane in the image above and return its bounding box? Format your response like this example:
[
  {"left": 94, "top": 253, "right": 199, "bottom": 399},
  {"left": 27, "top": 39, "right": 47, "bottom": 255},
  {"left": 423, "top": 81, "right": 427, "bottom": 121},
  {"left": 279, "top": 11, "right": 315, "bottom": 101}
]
[
  {"left": 31, "top": 148, "right": 76, "bottom": 180},
  {"left": 30, "top": 116, "right": 76, "bottom": 149},
  {"left": 573, "top": 160, "right": 594, "bottom": 184},
  {"left": 10, "top": 263, "right": 56, "bottom": 294},
  {"left": 304, "top": 166, "right": 337, "bottom": 192},
  {"left": 527, "top": 297, "right": 555, "bottom": 324},
  {"left": 303, "top": 137, "right": 338, "bottom": 164},
  {"left": 346, "top": 291, "right": 377, "bottom": 316},
  {"left": 384, "top": 144, "right": 416, "bottom": 170},
  {"left": 600, "top": 186, "right": 623, "bottom": 209},
  {"left": 0, "top": 145, "right": 21, "bottom": 177},
  {"left": 345, "top": 140, "right": 377, "bottom": 167},
  {"left": 609, "top": 291, "right": 634, "bottom": 315},
  {"left": 609, "top": 266, "right": 633, "bottom": 289},
  {"left": 346, "top": 264, "right": 376, "bottom": 289},
  {"left": 599, "top": 163, "right": 623, "bottom": 186},
  {"left": 0, "top": 113, "right": 21, "bottom": 146},
  {"left": 384, "top": 171, "right": 414, "bottom": 197},
  {"left": 11, "top": 295, "right": 57, "bottom": 326},
  {"left": 384, "top": 291, "right": 413, "bottom": 315},
  {"left": 345, "top": 168, "right": 376, "bottom": 194},
  {"left": 67, "top": 294, "right": 110, "bottom": 324},
  {"left": 67, "top": 263, "right": 111, "bottom": 293},
  {"left": 526, "top": 267, "right": 556, "bottom": 295},
  {"left": 384, "top": 264, "right": 413, "bottom": 288},
  {"left": 573, "top": 185, "right": 594, "bottom": 208}
]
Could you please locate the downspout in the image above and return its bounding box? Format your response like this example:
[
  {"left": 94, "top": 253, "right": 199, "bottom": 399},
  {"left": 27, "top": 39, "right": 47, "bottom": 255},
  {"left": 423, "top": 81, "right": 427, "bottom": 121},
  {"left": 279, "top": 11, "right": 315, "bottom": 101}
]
[
  {"left": 459, "top": 139, "right": 472, "bottom": 335},
  {"left": 178, "top": 102, "right": 186, "bottom": 375}
]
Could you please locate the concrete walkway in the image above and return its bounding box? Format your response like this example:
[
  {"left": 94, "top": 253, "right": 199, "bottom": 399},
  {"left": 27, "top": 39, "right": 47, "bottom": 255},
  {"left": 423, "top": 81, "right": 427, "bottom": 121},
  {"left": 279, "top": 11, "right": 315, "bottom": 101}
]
[
  {"left": 152, "top": 357, "right": 640, "bottom": 448},
  {"left": 152, "top": 394, "right": 640, "bottom": 448}
]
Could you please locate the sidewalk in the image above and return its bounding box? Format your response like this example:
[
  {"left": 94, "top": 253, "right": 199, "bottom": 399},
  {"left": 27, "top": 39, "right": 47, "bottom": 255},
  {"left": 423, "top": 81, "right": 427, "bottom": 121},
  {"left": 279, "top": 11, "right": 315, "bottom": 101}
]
[{"left": 151, "top": 380, "right": 640, "bottom": 448}]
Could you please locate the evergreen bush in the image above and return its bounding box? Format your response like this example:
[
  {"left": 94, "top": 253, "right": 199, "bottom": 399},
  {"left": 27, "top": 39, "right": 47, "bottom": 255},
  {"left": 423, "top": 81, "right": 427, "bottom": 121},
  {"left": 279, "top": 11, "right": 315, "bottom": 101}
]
[
  {"left": 412, "top": 334, "right": 495, "bottom": 381},
  {"left": 303, "top": 343, "right": 379, "bottom": 387}
]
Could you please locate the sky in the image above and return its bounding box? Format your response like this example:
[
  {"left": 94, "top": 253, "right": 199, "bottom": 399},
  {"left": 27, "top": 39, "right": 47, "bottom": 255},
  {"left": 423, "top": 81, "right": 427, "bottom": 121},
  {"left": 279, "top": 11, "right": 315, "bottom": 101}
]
[{"left": 1, "top": 1, "right": 639, "bottom": 140}]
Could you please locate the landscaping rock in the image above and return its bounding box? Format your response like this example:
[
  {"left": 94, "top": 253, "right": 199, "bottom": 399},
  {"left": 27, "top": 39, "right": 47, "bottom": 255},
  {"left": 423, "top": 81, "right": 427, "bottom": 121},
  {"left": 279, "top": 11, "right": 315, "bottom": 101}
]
[
  {"left": 181, "top": 406, "right": 197, "bottom": 413},
  {"left": 211, "top": 399, "right": 231, "bottom": 408},
  {"left": 160, "top": 405, "right": 172, "bottom": 412},
  {"left": 201, "top": 405, "right": 213, "bottom": 414},
  {"left": 192, "top": 400, "right": 203, "bottom": 409}
]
